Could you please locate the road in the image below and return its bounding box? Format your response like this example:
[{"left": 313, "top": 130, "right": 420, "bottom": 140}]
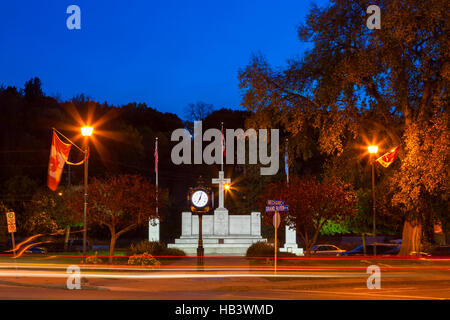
[{"left": 0, "top": 259, "right": 449, "bottom": 299}]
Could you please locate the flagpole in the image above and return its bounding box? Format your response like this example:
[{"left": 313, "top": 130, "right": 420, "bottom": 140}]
[
  {"left": 221, "top": 122, "right": 224, "bottom": 172},
  {"left": 155, "top": 137, "right": 158, "bottom": 217},
  {"left": 52, "top": 128, "right": 84, "bottom": 153},
  {"left": 285, "top": 138, "right": 289, "bottom": 185}
]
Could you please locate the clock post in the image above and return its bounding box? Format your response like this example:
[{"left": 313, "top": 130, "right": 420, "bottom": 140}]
[
  {"left": 187, "top": 176, "right": 211, "bottom": 269},
  {"left": 198, "top": 213, "right": 204, "bottom": 267}
]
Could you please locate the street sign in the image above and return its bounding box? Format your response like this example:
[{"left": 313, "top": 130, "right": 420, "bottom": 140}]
[
  {"left": 6, "top": 211, "right": 16, "bottom": 234},
  {"left": 273, "top": 212, "right": 281, "bottom": 228},
  {"left": 6, "top": 211, "right": 15, "bottom": 224},
  {"left": 267, "top": 200, "right": 285, "bottom": 206},
  {"left": 265, "top": 205, "right": 289, "bottom": 212},
  {"left": 7, "top": 224, "right": 16, "bottom": 233}
]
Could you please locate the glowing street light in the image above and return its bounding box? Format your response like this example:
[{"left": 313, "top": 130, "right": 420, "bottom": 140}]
[
  {"left": 368, "top": 145, "right": 378, "bottom": 154},
  {"left": 224, "top": 184, "right": 231, "bottom": 191},
  {"left": 81, "top": 126, "right": 93, "bottom": 263},
  {"left": 368, "top": 145, "right": 378, "bottom": 256},
  {"left": 81, "top": 126, "right": 93, "bottom": 137}
]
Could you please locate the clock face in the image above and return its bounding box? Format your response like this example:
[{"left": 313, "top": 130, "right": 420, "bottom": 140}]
[{"left": 192, "top": 190, "right": 208, "bottom": 208}]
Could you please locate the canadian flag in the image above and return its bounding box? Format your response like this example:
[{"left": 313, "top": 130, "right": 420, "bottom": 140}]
[
  {"left": 47, "top": 132, "right": 71, "bottom": 191},
  {"left": 375, "top": 146, "right": 400, "bottom": 168}
]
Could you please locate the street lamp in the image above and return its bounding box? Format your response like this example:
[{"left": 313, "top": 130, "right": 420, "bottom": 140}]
[
  {"left": 81, "top": 126, "right": 93, "bottom": 264},
  {"left": 368, "top": 145, "right": 378, "bottom": 256}
]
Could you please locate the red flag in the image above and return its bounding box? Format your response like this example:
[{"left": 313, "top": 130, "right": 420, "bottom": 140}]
[
  {"left": 47, "top": 132, "right": 71, "bottom": 191},
  {"left": 376, "top": 146, "right": 399, "bottom": 168},
  {"left": 221, "top": 127, "right": 226, "bottom": 157}
]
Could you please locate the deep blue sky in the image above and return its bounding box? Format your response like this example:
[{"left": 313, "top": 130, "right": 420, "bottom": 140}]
[{"left": 0, "top": 0, "right": 329, "bottom": 118}]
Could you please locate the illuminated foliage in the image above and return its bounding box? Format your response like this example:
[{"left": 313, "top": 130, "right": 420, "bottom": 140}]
[
  {"left": 68, "top": 174, "right": 165, "bottom": 262},
  {"left": 260, "top": 177, "right": 357, "bottom": 255},
  {"left": 239, "top": 0, "right": 449, "bottom": 253}
]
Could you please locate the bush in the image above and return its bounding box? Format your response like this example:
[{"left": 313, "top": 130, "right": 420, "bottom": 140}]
[
  {"left": 129, "top": 241, "right": 166, "bottom": 256},
  {"left": 128, "top": 241, "right": 186, "bottom": 256},
  {"left": 86, "top": 252, "right": 103, "bottom": 264},
  {"left": 246, "top": 241, "right": 274, "bottom": 257},
  {"left": 127, "top": 252, "right": 160, "bottom": 267},
  {"left": 162, "top": 248, "right": 186, "bottom": 256}
]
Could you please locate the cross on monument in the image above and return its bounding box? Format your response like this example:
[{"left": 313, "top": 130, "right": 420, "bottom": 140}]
[{"left": 212, "top": 171, "right": 230, "bottom": 209}]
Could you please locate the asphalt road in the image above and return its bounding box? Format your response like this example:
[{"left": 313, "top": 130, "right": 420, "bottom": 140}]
[
  {"left": 0, "top": 281, "right": 449, "bottom": 300},
  {"left": 0, "top": 261, "right": 449, "bottom": 300}
]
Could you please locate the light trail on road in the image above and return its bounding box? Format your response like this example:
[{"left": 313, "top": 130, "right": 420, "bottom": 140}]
[
  {"left": 1, "top": 262, "right": 450, "bottom": 272},
  {"left": 0, "top": 269, "right": 368, "bottom": 280}
]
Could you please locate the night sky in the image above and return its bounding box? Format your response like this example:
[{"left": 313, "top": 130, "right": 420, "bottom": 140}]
[{"left": 0, "top": 0, "right": 329, "bottom": 118}]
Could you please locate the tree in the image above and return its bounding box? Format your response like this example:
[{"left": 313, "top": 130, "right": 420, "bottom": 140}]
[
  {"left": 68, "top": 174, "right": 163, "bottom": 263},
  {"left": 239, "top": 0, "right": 449, "bottom": 255},
  {"left": 24, "top": 77, "right": 43, "bottom": 101},
  {"left": 23, "top": 187, "right": 81, "bottom": 250},
  {"left": 260, "top": 177, "right": 357, "bottom": 255},
  {"left": 183, "top": 101, "right": 215, "bottom": 122}
]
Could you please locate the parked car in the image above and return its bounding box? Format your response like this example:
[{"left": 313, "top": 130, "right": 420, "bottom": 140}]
[
  {"left": 338, "top": 243, "right": 400, "bottom": 256},
  {"left": 25, "top": 245, "right": 47, "bottom": 254},
  {"left": 311, "top": 244, "right": 346, "bottom": 255},
  {"left": 5, "top": 238, "right": 47, "bottom": 254}
]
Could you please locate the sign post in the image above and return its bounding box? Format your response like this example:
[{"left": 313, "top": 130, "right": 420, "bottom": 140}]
[
  {"left": 266, "top": 201, "right": 289, "bottom": 274},
  {"left": 274, "top": 211, "right": 278, "bottom": 272},
  {"left": 6, "top": 212, "right": 16, "bottom": 257}
]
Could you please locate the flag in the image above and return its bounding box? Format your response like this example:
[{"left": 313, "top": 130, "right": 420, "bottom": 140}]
[
  {"left": 375, "top": 146, "right": 399, "bottom": 168},
  {"left": 47, "top": 131, "right": 71, "bottom": 191},
  {"left": 285, "top": 151, "right": 289, "bottom": 183},
  {"left": 221, "top": 127, "right": 226, "bottom": 157},
  {"left": 154, "top": 139, "right": 158, "bottom": 174}
]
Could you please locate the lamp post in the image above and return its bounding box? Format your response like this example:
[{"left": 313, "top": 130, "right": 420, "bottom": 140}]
[
  {"left": 368, "top": 145, "right": 378, "bottom": 256},
  {"left": 81, "top": 126, "right": 93, "bottom": 264}
]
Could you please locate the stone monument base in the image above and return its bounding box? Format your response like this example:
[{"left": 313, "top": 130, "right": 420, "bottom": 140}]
[
  {"left": 168, "top": 210, "right": 266, "bottom": 256},
  {"left": 279, "top": 225, "right": 304, "bottom": 256},
  {"left": 168, "top": 235, "right": 265, "bottom": 256},
  {"left": 279, "top": 244, "right": 304, "bottom": 256}
]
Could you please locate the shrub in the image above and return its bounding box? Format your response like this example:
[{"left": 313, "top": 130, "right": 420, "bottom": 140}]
[
  {"left": 246, "top": 241, "right": 274, "bottom": 257},
  {"left": 86, "top": 252, "right": 103, "bottom": 264},
  {"left": 162, "top": 248, "right": 186, "bottom": 256},
  {"left": 129, "top": 241, "right": 166, "bottom": 256},
  {"left": 127, "top": 252, "right": 160, "bottom": 267},
  {"left": 128, "top": 241, "right": 186, "bottom": 256}
]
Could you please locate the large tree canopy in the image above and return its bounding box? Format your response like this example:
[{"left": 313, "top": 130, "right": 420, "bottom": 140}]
[{"left": 239, "top": 0, "right": 449, "bottom": 254}]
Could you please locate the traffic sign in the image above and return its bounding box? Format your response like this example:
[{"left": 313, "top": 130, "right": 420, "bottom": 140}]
[
  {"left": 267, "top": 200, "right": 285, "bottom": 206},
  {"left": 273, "top": 212, "right": 281, "bottom": 228},
  {"left": 7, "top": 224, "right": 16, "bottom": 233},
  {"left": 265, "top": 205, "right": 289, "bottom": 212},
  {"left": 6, "top": 211, "right": 15, "bottom": 224},
  {"left": 5, "top": 212, "right": 16, "bottom": 234}
]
